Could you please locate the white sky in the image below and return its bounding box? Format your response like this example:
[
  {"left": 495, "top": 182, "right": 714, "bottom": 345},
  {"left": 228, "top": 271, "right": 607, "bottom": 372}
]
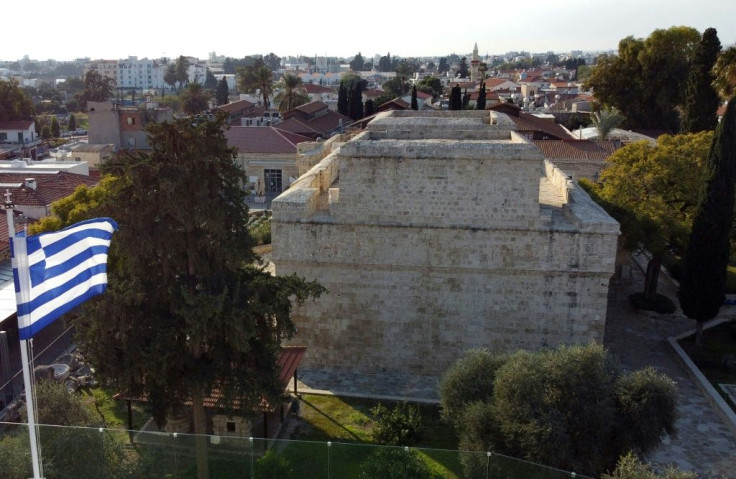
[{"left": 5, "top": 0, "right": 736, "bottom": 62}]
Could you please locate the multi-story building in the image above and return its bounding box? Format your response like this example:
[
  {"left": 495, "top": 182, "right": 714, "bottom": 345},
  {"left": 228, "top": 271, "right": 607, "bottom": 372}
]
[{"left": 116, "top": 57, "right": 154, "bottom": 91}]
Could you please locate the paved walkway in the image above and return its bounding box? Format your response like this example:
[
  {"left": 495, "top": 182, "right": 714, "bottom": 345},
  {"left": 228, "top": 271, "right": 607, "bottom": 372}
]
[{"left": 293, "top": 260, "right": 736, "bottom": 477}]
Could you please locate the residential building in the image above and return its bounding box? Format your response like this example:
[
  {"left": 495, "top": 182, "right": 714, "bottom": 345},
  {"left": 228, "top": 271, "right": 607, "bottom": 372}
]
[
  {"left": 87, "top": 101, "right": 173, "bottom": 150},
  {"left": 0, "top": 171, "right": 98, "bottom": 219},
  {"left": 224, "top": 126, "right": 313, "bottom": 195},
  {"left": 277, "top": 101, "right": 351, "bottom": 140},
  {"left": 0, "top": 120, "right": 40, "bottom": 160}
]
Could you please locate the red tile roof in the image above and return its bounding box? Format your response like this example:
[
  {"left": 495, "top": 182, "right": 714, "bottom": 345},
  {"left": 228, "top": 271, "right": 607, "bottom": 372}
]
[
  {"left": 214, "top": 99, "right": 256, "bottom": 114},
  {"left": 0, "top": 120, "right": 34, "bottom": 130},
  {"left": 415, "top": 91, "right": 432, "bottom": 99},
  {"left": 224, "top": 126, "right": 312, "bottom": 154},
  {"left": 489, "top": 103, "right": 573, "bottom": 140},
  {"left": 114, "top": 346, "right": 306, "bottom": 411},
  {"left": 0, "top": 172, "right": 99, "bottom": 209},
  {"left": 303, "top": 83, "right": 334, "bottom": 94},
  {"left": 468, "top": 91, "right": 500, "bottom": 101},
  {"left": 532, "top": 140, "right": 619, "bottom": 160},
  {"left": 363, "top": 89, "right": 384, "bottom": 98},
  {"left": 287, "top": 100, "right": 327, "bottom": 117}
]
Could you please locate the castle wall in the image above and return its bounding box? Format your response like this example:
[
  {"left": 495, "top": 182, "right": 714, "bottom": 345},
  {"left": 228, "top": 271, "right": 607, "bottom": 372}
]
[{"left": 272, "top": 111, "right": 619, "bottom": 376}]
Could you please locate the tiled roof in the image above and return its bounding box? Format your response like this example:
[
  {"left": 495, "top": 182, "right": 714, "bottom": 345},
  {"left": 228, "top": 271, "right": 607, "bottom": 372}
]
[
  {"left": 0, "top": 171, "right": 99, "bottom": 209},
  {"left": 0, "top": 120, "right": 33, "bottom": 130},
  {"left": 114, "top": 346, "right": 306, "bottom": 411},
  {"left": 532, "top": 140, "right": 619, "bottom": 160},
  {"left": 415, "top": 91, "right": 432, "bottom": 99},
  {"left": 224, "top": 126, "right": 312, "bottom": 154},
  {"left": 286, "top": 100, "right": 328, "bottom": 117},
  {"left": 489, "top": 103, "right": 573, "bottom": 140},
  {"left": 363, "top": 89, "right": 384, "bottom": 98},
  {"left": 378, "top": 98, "right": 410, "bottom": 112},
  {"left": 483, "top": 78, "right": 510, "bottom": 88},
  {"left": 0, "top": 210, "right": 27, "bottom": 257},
  {"left": 303, "top": 83, "right": 334, "bottom": 94},
  {"left": 215, "top": 99, "right": 256, "bottom": 114},
  {"left": 468, "top": 91, "right": 500, "bottom": 101}
]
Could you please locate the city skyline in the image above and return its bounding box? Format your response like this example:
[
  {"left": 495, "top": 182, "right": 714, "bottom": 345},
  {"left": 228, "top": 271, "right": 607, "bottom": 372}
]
[{"left": 4, "top": 0, "right": 736, "bottom": 62}]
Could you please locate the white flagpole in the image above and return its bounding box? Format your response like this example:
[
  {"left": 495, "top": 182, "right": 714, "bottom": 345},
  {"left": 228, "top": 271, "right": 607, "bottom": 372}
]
[{"left": 4, "top": 190, "right": 43, "bottom": 479}]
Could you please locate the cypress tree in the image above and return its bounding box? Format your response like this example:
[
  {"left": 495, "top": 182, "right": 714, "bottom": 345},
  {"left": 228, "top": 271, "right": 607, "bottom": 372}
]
[
  {"left": 410, "top": 85, "right": 418, "bottom": 110},
  {"left": 51, "top": 116, "right": 60, "bottom": 138},
  {"left": 462, "top": 88, "right": 470, "bottom": 109},
  {"left": 216, "top": 76, "right": 229, "bottom": 106},
  {"left": 337, "top": 81, "right": 348, "bottom": 116},
  {"left": 678, "top": 96, "right": 736, "bottom": 346},
  {"left": 68, "top": 113, "right": 76, "bottom": 132},
  {"left": 449, "top": 84, "right": 462, "bottom": 110},
  {"left": 476, "top": 83, "right": 486, "bottom": 110},
  {"left": 348, "top": 82, "right": 363, "bottom": 121},
  {"left": 364, "top": 99, "right": 375, "bottom": 117},
  {"left": 682, "top": 28, "right": 722, "bottom": 133}
]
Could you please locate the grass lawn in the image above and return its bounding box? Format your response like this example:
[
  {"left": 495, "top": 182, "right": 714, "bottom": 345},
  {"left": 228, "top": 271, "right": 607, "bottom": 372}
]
[
  {"left": 78, "top": 385, "right": 150, "bottom": 430},
  {"left": 678, "top": 319, "right": 736, "bottom": 410},
  {"left": 275, "top": 394, "right": 464, "bottom": 478}
]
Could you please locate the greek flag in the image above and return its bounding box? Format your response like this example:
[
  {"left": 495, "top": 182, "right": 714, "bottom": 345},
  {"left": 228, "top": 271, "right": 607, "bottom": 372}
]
[{"left": 11, "top": 218, "right": 118, "bottom": 339}]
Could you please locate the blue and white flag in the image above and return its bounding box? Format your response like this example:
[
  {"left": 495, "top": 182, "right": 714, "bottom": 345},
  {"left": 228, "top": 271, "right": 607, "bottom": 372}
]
[{"left": 11, "top": 218, "right": 118, "bottom": 339}]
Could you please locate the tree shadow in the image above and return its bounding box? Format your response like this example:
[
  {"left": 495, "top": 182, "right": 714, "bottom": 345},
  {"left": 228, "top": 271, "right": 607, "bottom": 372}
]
[{"left": 298, "top": 397, "right": 362, "bottom": 441}]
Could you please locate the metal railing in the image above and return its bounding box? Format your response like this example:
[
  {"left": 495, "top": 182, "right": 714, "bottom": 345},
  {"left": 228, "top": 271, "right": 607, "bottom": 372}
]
[{"left": 0, "top": 422, "right": 590, "bottom": 479}]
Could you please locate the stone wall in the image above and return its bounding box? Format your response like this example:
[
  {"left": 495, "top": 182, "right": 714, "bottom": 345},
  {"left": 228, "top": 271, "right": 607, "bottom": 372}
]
[{"left": 272, "top": 111, "right": 619, "bottom": 376}]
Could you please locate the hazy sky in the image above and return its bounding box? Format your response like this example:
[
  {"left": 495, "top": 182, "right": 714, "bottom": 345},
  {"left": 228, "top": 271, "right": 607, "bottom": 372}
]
[{"left": 5, "top": 0, "right": 735, "bottom": 62}]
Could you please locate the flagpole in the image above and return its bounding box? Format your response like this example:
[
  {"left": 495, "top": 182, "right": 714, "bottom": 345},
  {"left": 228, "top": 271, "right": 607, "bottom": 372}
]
[{"left": 4, "top": 190, "right": 43, "bottom": 479}]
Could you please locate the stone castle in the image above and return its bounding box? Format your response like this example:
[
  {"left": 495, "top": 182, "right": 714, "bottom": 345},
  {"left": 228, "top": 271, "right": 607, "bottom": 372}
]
[{"left": 272, "top": 110, "right": 619, "bottom": 376}]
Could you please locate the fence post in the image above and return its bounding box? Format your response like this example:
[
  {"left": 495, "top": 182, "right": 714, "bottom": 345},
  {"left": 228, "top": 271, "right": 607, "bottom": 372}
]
[{"left": 327, "top": 441, "right": 332, "bottom": 479}]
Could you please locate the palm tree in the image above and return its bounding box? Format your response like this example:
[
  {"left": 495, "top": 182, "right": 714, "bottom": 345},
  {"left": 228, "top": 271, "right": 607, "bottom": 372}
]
[
  {"left": 591, "top": 107, "right": 625, "bottom": 141},
  {"left": 274, "top": 73, "right": 309, "bottom": 112},
  {"left": 238, "top": 65, "right": 274, "bottom": 108},
  {"left": 180, "top": 82, "right": 210, "bottom": 115}
]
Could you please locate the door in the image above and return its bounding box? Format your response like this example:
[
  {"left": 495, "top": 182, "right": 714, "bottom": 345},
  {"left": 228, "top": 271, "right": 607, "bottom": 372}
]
[{"left": 264, "top": 169, "right": 282, "bottom": 194}]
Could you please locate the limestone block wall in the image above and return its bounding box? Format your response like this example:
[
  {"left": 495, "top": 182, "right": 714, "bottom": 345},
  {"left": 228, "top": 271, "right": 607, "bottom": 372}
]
[
  {"left": 272, "top": 111, "right": 619, "bottom": 377},
  {"left": 274, "top": 221, "right": 616, "bottom": 375}
]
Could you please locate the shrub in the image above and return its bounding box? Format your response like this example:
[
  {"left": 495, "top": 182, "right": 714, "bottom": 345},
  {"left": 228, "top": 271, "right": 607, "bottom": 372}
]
[
  {"left": 614, "top": 367, "right": 678, "bottom": 456},
  {"left": 256, "top": 449, "right": 292, "bottom": 479},
  {"left": 370, "top": 402, "right": 423, "bottom": 446},
  {"left": 358, "top": 448, "right": 433, "bottom": 479},
  {"left": 629, "top": 292, "right": 677, "bottom": 314},
  {"left": 601, "top": 452, "right": 697, "bottom": 479},
  {"left": 440, "top": 343, "right": 678, "bottom": 477},
  {"left": 438, "top": 348, "right": 506, "bottom": 425}
]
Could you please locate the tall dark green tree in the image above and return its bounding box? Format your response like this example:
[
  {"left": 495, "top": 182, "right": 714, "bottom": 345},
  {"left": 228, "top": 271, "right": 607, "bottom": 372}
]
[
  {"left": 50, "top": 116, "right": 60, "bottom": 138},
  {"left": 476, "top": 82, "right": 487, "bottom": 110},
  {"left": 462, "top": 88, "right": 470, "bottom": 109},
  {"left": 337, "top": 81, "right": 348, "bottom": 116},
  {"left": 681, "top": 28, "right": 722, "bottom": 133},
  {"left": 438, "top": 57, "right": 449, "bottom": 74},
  {"left": 72, "top": 115, "right": 324, "bottom": 479},
  {"left": 449, "top": 84, "right": 462, "bottom": 110},
  {"left": 678, "top": 97, "right": 736, "bottom": 346},
  {"left": 349, "top": 52, "right": 365, "bottom": 71},
  {"left": 364, "top": 99, "right": 375, "bottom": 117},
  {"left": 215, "top": 76, "right": 229, "bottom": 106},
  {"left": 164, "top": 63, "right": 178, "bottom": 92},
  {"left": 410, "top": 85, "right": 418, "bottom": 110},
  {"left": 68, "top": 113, "right": 76, "bottom": 132},
  {"left": 348, "top": 82, "right": 363, "bottom": 120},
  {"left": 204, "top": 68, "right": 218, "bottom": 90},
  {"left": 174, "top": 55, "right": 190, "bottom": 91},
  {"left": 457, "top": 57, "right": 469, "bottom": 78}
]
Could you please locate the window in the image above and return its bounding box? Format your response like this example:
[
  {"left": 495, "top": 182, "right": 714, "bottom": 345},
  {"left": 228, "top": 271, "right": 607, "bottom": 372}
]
[
  {"left": 226, "top": 421, "right": 236, "bottom": 433},
  {"left": 127, "top": 117, "right": 135, "bottom": 125}
]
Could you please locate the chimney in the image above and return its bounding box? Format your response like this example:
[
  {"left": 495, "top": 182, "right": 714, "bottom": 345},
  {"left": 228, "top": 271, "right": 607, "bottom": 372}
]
[{"left": 25, "top": 178, "right": 37, "bottom": 190}]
